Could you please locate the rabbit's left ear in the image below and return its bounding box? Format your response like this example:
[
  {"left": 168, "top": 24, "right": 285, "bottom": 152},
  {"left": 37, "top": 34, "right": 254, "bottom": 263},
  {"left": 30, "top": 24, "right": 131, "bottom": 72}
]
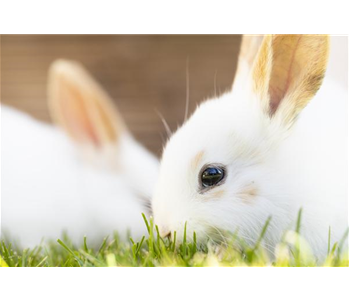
[
  {"left": 48, "top": 59, "right": 126, "bottom": 149},
  {"left": 251, "top": 35, "right": 330, "bottom": 126}
]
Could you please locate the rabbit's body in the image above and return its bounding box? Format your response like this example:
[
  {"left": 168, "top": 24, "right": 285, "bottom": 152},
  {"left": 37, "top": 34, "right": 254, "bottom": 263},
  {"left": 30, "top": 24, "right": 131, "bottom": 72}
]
[
  {"left": 1, "top": 105, "right": 154, "bottom": 248},
  {"left": 229, "top": 74, "right": 347, "bottom": 256},
  {"left": 274, "top": 77, "right": 347, "bottom": 248},
  {"left": 1, "top": 60, "right": 159, "bottom": 248},
  {"left": 152, "top": 35, "right": 348, "bottom": 260}
]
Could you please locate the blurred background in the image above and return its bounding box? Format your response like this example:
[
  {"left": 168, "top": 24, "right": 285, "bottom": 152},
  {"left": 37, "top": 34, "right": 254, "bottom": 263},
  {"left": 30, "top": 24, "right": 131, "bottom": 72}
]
[{"left": 1, "top": 35, "right": 242, "bottom": 156}]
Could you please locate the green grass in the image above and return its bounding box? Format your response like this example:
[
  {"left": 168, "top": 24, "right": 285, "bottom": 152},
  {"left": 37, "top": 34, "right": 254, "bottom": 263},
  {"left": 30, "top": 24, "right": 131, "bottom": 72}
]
[{"left": 1, "top": 212, "right": 348, "bottom": 267}]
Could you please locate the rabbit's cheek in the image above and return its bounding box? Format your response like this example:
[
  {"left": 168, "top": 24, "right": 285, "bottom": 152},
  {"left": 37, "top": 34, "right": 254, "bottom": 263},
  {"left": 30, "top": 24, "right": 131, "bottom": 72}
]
[
  {"left": 236, "top": 184, "right": 258, "bottom": 204},
  {"left": 202, "top": 189, "right": 225, "bottom": 201},
  {"left": 210, "top": 189, "right": 225, "bottom": 199}
]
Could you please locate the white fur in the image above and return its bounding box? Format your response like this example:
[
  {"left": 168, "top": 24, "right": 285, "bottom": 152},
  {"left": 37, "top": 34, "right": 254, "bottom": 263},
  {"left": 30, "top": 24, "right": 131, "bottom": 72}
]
[
  {"left": 152, "top": 37, "right": 348, "bottom": 260},
  {"left": 1, "top": 106, "right": 159, "bottom": 248}
]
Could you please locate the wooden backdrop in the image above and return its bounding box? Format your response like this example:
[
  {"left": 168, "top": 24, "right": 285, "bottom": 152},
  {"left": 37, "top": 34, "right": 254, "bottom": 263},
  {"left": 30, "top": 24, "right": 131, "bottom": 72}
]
[{"left": 1, "top": 35, "right": 242, "bottom": 156}]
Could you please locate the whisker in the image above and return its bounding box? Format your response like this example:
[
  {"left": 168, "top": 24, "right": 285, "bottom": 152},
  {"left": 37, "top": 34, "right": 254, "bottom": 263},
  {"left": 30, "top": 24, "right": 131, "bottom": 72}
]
[{"left": 154, "top": 108, "right": 172, "bottom": 138}]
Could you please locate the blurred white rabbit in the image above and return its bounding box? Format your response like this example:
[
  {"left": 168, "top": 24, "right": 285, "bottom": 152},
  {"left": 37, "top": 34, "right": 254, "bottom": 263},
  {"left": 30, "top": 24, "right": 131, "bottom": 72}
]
[
  {"left": 151, "top": 35, "right": 348, "bottom": 260},
  {"left": 1, "top": 60, "right": 159, "bottom": 248}
]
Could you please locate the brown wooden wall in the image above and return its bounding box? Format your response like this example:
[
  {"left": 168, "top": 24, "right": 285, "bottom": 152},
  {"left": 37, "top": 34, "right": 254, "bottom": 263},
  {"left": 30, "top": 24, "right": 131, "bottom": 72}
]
[{"left": 1, "top": 35, "right": 241, "bottom": 156}]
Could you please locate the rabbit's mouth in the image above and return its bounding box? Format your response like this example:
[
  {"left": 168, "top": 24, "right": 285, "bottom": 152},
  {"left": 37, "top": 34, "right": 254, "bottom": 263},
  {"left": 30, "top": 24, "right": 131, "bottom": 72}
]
[
  {"left": 203, "top": 226, "right": 232, "bottom": 245},
  {"left": 176, "top": 222, "right": 231, "bottom": 246}
]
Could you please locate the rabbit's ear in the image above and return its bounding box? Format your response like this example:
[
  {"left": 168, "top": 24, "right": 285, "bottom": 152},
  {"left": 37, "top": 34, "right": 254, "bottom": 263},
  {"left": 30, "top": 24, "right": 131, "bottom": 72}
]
[
  {"left": 235, "top": 35, "right": 264, "bottom": 77},
  {"left": 48, "top": 59, "right": 126, "bottom": 149},
  {"left": 251, "top": 35, "right": 330, "bottom": 126}
]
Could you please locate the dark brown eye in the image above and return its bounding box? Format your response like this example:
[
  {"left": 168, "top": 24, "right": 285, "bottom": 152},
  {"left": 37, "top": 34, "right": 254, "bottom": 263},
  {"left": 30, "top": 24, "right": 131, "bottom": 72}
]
[{"left": 201, "top": 166, "right": 225, "bottom": 188}]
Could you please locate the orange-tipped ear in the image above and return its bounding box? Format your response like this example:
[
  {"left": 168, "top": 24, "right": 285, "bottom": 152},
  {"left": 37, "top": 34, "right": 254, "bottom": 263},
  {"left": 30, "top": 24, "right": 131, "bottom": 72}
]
[
  {"left": 48, "top": 59, "right": 126, "bottom": 149},
  {"left": 251, "top": 35, "right": 330, "bottom": 126}
]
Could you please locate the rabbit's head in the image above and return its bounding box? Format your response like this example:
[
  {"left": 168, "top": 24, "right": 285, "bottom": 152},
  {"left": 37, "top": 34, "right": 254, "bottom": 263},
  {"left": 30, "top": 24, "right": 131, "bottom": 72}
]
[
  {"left": 151, "top": 35, "right": 330, "bottom": 243},
  {"left": 48, "top": 60, "right": 159, "bottom": 201}
]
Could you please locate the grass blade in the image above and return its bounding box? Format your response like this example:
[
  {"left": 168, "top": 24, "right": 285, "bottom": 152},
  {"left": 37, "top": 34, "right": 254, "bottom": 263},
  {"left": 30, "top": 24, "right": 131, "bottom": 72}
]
[{"left": 57, "top": 239, "right": 83, "bottom": 266}]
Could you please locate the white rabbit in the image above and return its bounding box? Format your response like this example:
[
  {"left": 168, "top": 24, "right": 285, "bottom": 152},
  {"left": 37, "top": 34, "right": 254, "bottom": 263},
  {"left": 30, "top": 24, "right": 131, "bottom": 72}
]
[
  {"left": 1, "top": 60, "right": 159, "bottom": 248},
  {"left": 151, "top": 35, "right": 348, "bottom": 260}
]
